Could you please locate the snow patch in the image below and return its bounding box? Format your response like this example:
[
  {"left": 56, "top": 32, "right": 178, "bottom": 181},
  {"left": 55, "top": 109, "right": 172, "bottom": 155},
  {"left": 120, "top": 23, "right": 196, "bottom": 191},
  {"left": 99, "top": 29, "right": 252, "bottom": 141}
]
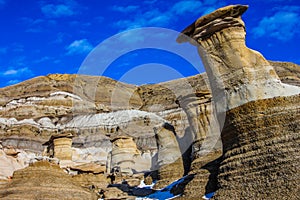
[
  {"left": 50, "top": 91, "right": 82, "bottom": 101},
  {"left": 137, "top": 176, "right": 187, "bottom": 200},
  {"left": 202, "top": 192, "right": 215, "bottom": 199},
  {"left": 137, "top": 180, "right": 155, "bottom": 189}
]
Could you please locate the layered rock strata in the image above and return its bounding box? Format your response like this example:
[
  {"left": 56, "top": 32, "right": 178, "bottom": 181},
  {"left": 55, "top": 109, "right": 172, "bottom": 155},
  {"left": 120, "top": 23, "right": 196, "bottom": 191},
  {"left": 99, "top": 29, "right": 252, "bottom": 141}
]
[
  {"left": 0, "top": 161, "right": 97, "bottom": 200},
  {"left": 43, "top": 132, "right": 74, "bottom": 161},
  {"left": 177, "top": 5, "right": 300, "bottom": 111},
  {"left": 109, "top": 135, "right": 141, "bottom": 175},
  {"left": 176, "top": 91, "right": 220, "bottom": 159},
  {"left": 178, "top": 4, "right": 300, "bottom": 199}
]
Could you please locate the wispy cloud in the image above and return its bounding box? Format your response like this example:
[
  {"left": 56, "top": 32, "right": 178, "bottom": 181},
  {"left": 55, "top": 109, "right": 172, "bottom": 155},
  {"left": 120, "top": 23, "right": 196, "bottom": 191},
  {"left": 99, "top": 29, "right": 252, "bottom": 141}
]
[
  {"left": 113, "top": 0, "right": 224, "bottom": 31},
  {"left": 19, "top": 17, "right": 56, "bottom": 33},
  {"left": 114, "top": 9, "right": 172, "bottom": 29},
  {"left": 41, "top": 0, "right": 79, "bottom": 18},
  {"left": 252, "top": 6, "right": 300, "bottom": 41},
  {"left": 66, "top": 39, "right": 93, "bottom": 55},
  {"left": 1, "top": 67, "right": 33, "bottom": 77},
  {"left": 171, "top": 0, "right": 203, "bottom": 15},
  {"left": 7, "top": 80, "right": 21, "bottom": 85},
  {"left": 112, "top": 5, "right": 139, "bottom": 13},
  {"left": 33, "top": 56, "right": 52, "bottom": 63},
  {"left": 0, "top": 47, "right": 6, "bottom": 54},
  {"left": 11, "top": 43, "right": 24, "bottom": 53}
]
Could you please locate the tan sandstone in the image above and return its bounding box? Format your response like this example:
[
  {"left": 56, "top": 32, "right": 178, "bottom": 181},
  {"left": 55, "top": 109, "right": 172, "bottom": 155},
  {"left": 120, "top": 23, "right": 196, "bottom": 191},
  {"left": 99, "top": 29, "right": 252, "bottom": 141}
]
[{"left": 178, "top": 4, "right": 300, "bottom": 199}]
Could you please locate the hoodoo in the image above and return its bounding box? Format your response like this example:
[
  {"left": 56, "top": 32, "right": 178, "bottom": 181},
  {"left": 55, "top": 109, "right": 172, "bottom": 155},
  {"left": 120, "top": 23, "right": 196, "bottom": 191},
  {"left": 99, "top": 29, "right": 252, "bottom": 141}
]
[{"left": 177, "top": 4, "right": 300, "bottom": 199}]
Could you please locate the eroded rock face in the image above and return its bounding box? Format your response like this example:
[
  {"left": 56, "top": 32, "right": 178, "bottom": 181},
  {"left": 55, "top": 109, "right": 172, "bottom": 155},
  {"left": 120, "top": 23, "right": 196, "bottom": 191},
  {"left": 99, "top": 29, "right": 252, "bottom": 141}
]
[
  {"left": 153, "top": 123, "right": 184, "bottom": 189},
  {"left": 176, "top": 91, "right": 220, "bottom": 159},
  {"left": 43, "top": 132, "right": 74, "bottom": 161},
  {"left": 178, "top": 4, "right": 300, "bottom": 199},
  {"left": 216, "top": 95, "right": 300, "bottom": 199},
  {"left": 110, "top": 135, "right": 141, "bottom": 175}
]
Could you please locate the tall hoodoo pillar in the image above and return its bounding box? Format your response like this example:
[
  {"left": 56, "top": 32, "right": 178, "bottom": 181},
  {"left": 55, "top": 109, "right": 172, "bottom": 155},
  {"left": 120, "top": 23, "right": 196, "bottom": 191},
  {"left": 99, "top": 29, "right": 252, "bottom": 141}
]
[
  {"left": 177, "top": 5, "right": 300, "bottom": 111},
  {"left": 177, "top": 5, "right": 300, "bottom": 199}
]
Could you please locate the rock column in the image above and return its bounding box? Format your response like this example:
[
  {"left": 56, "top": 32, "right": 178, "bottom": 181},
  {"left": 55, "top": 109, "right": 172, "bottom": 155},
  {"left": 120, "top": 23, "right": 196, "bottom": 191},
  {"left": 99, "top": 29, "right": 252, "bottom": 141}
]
[
  {"left": 43, "top": 132, "right": 74, "bottom": 161},
  {"left": 177, "top": 4, "right": 300, "bottom": 199},
  {"left": 177, "top": 5, "right": 300, "bottom": 111},
  {"left": 110, "top": 135, "right": 140, "bottom": 175},
  {"left": 177, "top": 91, "right": 220, "bottom": 158},
  {"left": 153, "top": 123, "right": 184, "bottom": 189}
]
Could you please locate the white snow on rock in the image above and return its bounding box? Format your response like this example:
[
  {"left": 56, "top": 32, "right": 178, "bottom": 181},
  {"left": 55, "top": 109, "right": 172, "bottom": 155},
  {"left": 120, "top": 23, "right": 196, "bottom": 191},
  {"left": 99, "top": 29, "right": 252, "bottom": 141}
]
[
  {"left": 3, "top": 91, "right": 82, "bottom": 110},
  {"left": 202, "top": 192, "right": 215, "bottom": 199},
  {"left": 137, "top": 180, "right": 155, "bottom": 189},
  {"left": 137, "top": 176, "right": 187, "bottom": 200},
  {"left": 26, "top": 96, "right": 46, "bottom": 102},
  {"left": 50, "top": 91, "right": 82, "bottom": 101}
]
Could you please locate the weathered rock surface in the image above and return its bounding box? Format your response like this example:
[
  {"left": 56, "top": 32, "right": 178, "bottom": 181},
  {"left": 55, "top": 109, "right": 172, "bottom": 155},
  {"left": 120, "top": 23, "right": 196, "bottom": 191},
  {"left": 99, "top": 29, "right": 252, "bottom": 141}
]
[
  {"left": 215, "top": 95, "right": 300, "bottom": 199},
  {"left": 43, "top": 132, "right": 74, "bottom": 161},
  {"left": 176, "top": 91, "right": 221, "bottom": 159},
  {"left": 178, "top": 5, "right": 300, "bottom": 111},
  {"left": 109, "top": 135, "right": 141, "bottom": 175},
  {"left": 0, "top": 161, "right": 97, "bottom": 199},
  {"left": 178, "top": 4, "right": 300, "bottom": 199},
  {"left": 153, "top": 123, "right": 184, "bottom": 189},
  {"left": 176, "top": 150, "right": 222, "bottom": 200}
]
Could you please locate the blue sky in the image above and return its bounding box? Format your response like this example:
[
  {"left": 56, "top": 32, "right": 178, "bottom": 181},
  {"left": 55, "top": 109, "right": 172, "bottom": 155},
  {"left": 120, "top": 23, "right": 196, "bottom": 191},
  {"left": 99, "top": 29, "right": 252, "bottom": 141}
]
[{"left": 0, "top": 0, "right": 299, "bottom": 87}]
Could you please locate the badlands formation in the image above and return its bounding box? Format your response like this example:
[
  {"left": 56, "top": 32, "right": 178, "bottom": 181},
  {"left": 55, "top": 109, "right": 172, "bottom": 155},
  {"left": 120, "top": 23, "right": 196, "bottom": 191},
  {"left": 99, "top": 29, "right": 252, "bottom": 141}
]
[{"left": 0, "top": 4, "right": 300, "bottom": 200}]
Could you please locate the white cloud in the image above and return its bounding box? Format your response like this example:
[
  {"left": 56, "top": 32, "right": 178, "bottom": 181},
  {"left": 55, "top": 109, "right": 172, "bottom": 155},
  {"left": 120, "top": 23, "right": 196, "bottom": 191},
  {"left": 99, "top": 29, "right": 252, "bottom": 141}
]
[
  {"left": 113, "top": 0, "right": 224, "bottom": 31},
  {"left": 33, "top": 56, "right": 52, "bottom": 63},
  {"left": 112, "top": 5, "right": 139, "bottom": 13},
  {"left": 41, "top": 0, "right": 79, "bottom": 18},
  {"left": 42, "top": 4, "right": 75, "bottom": 17},
  {"left": 20, "top": 17, "right": 57, "bottom": 33},
  {"left": 7, "top": 80, "right": 20, "bottom": 85},
  {"left": 66, "top": 39, "right": 94, "bottom": 55},
  {"left": 1, "top": 67, "right": 33, "bottom": 77},
  {"left": 252, "top": 6, "right": 300, "bottom": 41},
  {"left": 171, "top": 0, "right": 203, "bottom": 15}
]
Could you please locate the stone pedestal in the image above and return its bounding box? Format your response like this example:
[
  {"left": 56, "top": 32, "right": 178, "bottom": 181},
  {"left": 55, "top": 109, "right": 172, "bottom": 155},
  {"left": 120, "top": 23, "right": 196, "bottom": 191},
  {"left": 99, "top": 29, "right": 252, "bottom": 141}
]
[
  {"left": 43, "top": 132, "right": 74, "bottom": 161},
  {"left": 110, "top": 136, "right": 140, "bottom": 175}
]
